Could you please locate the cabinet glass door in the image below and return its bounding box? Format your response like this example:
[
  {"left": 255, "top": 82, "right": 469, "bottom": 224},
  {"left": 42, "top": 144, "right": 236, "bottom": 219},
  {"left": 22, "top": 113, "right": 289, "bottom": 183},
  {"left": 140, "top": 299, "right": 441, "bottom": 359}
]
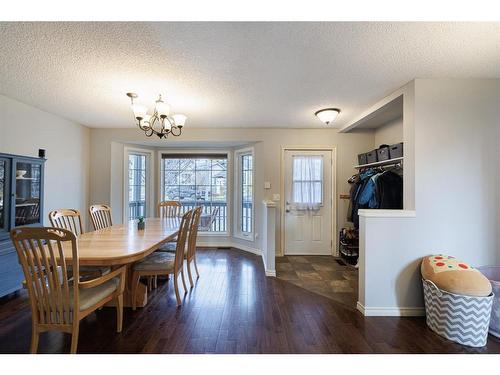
[
  {"left": 0, "top": 158, "right": 8, "bottom": 234},
  {"left": 14, "top": 161, "right": 42, "bottom": 226}
]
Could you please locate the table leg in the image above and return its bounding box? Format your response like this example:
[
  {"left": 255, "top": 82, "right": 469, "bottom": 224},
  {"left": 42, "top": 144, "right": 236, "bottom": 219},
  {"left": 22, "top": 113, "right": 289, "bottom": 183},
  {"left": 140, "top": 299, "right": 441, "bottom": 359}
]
[{"left": 106, "top": 264, "right": 148, "bottom": 308}]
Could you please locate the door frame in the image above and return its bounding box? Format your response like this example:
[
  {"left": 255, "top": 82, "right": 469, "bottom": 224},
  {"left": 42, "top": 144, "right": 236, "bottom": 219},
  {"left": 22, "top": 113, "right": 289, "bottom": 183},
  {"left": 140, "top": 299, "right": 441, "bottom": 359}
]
[{"left": 280, "top": 146, "right": 337, "bottom": 257}]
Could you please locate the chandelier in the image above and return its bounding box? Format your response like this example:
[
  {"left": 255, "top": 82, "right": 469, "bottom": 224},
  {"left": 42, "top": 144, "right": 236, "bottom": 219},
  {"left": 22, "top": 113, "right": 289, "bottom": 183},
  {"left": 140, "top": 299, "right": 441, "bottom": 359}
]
[{"left": 126, "top": 92, "right": 187, "bottom": 139}]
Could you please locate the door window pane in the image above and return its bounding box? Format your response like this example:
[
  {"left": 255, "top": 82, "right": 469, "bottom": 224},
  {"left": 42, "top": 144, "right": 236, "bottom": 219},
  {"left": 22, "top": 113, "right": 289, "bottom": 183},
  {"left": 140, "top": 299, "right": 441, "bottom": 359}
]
[{"left": 292, "top": 155, "right": 323, "bottom": 205}]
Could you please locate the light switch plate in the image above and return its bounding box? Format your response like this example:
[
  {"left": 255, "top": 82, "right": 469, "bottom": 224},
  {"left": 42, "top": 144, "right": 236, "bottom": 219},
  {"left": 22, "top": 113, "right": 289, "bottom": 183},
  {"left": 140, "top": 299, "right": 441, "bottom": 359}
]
[
  {"left": 272, "top": 194, "right": 280, "bottom": 201},
  {"left": 264, "top": 182, "right": 271, "bottom": 189}
]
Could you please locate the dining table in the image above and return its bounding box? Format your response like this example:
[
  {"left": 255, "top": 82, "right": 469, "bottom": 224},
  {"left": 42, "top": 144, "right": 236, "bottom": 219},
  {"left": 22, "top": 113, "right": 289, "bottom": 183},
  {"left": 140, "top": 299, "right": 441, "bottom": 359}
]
[{"left": 62, "top": 217, "right": 181, "bottom": 308}]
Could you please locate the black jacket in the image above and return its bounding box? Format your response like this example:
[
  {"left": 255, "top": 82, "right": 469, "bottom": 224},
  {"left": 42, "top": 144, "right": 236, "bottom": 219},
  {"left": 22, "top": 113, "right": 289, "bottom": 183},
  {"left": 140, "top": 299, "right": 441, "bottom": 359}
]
[{"left": 375, "top": 171, "right": 403, "bottom": 209}]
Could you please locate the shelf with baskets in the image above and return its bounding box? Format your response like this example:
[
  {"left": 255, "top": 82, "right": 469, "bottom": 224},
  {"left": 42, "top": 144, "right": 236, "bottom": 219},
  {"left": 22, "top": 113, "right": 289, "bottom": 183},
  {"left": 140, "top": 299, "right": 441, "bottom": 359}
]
[{"left": 354, "top": 156, "right": 403, "bottom": 169}]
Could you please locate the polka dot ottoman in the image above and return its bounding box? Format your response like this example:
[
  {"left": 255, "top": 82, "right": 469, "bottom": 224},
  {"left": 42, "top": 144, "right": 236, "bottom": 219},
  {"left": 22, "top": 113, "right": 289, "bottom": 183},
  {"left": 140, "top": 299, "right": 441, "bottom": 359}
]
[{"left": 421, "top": 255, "right": 494, "bottom": 347}]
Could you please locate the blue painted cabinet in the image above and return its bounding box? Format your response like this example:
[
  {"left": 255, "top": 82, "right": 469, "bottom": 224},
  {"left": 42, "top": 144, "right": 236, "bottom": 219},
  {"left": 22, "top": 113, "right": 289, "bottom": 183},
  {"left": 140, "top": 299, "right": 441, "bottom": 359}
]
[{"left": 0, "top": 153, "right": 45, "bottom": 297}]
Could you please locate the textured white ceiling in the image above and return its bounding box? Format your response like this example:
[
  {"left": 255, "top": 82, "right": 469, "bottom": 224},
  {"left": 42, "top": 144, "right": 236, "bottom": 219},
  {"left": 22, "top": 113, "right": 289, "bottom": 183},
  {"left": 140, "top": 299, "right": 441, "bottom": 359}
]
[{"left": 1, "top": 22, "right": 499, "bottom": 129}]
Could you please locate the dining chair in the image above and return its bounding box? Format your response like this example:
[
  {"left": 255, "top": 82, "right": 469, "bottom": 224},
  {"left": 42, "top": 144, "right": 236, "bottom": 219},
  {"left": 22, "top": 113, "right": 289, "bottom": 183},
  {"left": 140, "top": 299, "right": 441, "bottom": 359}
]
[
  {"left": 185, "top": 206, "right": 202, "bottom": 288},
  {"left": 131, "top": 210, "right": 192, "bottom": 308},
  {"left": 10, "top": 226, "right": 126, "bottom": 354},
  {"left": 89, "top": 204, "right": 113, "bottom": 230},
  {"left": 157, "top": 200, "right": 182, "bottom": 218},
  {"left": 156, "top": 200, "right": 183, "bottom": 254},
  {"left": 49, "top": 209, "right": 111, "bottom": 279},
  {"left": 199, "top": 206, "right": 220, "bottom": 231}
]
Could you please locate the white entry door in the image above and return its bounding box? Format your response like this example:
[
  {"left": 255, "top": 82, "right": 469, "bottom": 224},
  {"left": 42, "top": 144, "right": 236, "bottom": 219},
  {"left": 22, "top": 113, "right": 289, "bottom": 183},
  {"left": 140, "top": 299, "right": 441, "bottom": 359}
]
[{"left": 284, "top": 150, "right": 333, "bottom": 255}]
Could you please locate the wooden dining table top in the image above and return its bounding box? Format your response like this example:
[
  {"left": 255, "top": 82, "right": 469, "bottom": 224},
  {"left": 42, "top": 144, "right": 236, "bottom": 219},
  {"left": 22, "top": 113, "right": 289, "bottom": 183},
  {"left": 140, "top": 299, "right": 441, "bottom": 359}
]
[{"left": 62, "top": 217, "right": 181, "bottom": 266}]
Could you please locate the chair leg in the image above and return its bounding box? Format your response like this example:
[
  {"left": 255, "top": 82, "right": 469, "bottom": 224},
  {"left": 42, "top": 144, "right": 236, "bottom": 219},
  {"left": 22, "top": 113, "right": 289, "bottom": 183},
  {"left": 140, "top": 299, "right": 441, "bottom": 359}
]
[
  {"left": 147, "top": 276, "right": 152, "bottom": 291},
  {"left": 186, "top": 259, "right": 194, "bottom": 288},
  {"left": 131, "top": 272, "right": 141, "bottom": 311},
  {"left": 154, "top": 275, "right": 158, "bottom": 289},
  {"left": 30, "top": 324, "right": 39, "bottom": 354},
  {"left": 193, "top": 255, "right": 200, "bottom": 279},
  {"left": 173, "top": 272, "right": 181, "bottom": 306},
  {"left": 116, "top": 294, "right": 123, "bottom": 333},
  {"left": 180, "top": 268, "right": 188, "bottom": 294},
  {"left": 70, "top": 322, "right": 80, "bottom": 354}
]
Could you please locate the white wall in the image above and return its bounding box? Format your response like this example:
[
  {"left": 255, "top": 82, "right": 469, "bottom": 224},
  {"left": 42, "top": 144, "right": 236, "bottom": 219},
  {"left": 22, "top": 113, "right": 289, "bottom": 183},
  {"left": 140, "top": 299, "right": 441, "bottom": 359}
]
[
  {"left": 88, "top": 127, "right": 374, "bottom": 254},
  {"left": 0, "top": 95, "right": 90, "bottom": 227},
  {"left": 359, "top": 79, "right": 500, "bottom": 315},
  {"left": 374, "top": 116, "right": 403, "bottom": 147}
]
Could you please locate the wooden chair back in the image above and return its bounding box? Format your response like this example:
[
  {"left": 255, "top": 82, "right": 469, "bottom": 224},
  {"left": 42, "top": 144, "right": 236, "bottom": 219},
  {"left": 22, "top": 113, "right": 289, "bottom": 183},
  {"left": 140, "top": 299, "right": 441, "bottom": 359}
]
[
  {"left": 49, "top": 209, "right": 84, "bottom": 236},
  {"left": 158, "top": 200, "right": 182, "bottom": 218},
  {"left": 10, "top": 227, "right": 79, "bottom": 327},
  {"left": 187, "top": 207, "right": 202, "bottom": 260},
  {"left": 174, "top": 210, "right": 192, "bottom": 273},
  {"left": 89, "top": 204, "right": 113, "bottom": 230}
]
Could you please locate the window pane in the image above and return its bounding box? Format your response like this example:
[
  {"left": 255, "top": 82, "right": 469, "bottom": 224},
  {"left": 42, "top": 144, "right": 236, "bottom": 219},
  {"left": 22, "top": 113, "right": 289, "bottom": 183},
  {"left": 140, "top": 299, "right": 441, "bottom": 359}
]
[
  {"left": 179, "top": 185, "right": 196, "bottom": 201},
  {"left": 165, "top": 171, "right": 179, "bottom": 185},
  {"left": 243, "top": 186, "right": 253, "bottom": 204},
  {"left": 212, "top": 159, "right": 227, "bottom": 171},
  {"left": 195, "top": 170, "right": 210, "bottom": 185},
  {"left": 164, "top": 159, "right": 179, "bottom": 170},
  {"left": 180, "top": 171, "right": 195, "bottom": 185},
  {"left": 195, "top": 159, "right": 211, "bottom": 170},
  {"left": 161, "top": 154, "right": 228, "bottom": 232},
  {"left": 241, "top": 154, "right": 253, "bottom": 234},
  {"left": 180, "top": 159, "right": 195, "bottom": 170},
  {"left": 164, "top": 186, "right": 180, "bottom": 201},
  {"left": 196, "top": 185, "right": 210, "bottom": 201},
  {"left": 128, "top": 153, "right": 147, "bottom": 220},
  {"left": 212, "top": 181, "right": 226, "bottom": 201}
]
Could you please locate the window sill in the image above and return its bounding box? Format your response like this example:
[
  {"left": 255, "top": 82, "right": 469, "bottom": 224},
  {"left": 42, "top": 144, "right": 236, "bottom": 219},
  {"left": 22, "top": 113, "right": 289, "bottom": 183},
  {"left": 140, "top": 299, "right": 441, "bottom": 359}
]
[
  {"left": 198, "top": 232, "right": 230, "bottom": 237},
  {"left": 233, "top": 233, "right": 255, "bottom": 242}
]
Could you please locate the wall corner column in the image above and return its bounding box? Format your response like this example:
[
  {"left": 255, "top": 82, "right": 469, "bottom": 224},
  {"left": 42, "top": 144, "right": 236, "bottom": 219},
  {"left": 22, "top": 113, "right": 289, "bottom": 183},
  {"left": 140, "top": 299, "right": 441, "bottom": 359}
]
[{"left": 262, "top": 200, "right": 277, "bottom": 276}]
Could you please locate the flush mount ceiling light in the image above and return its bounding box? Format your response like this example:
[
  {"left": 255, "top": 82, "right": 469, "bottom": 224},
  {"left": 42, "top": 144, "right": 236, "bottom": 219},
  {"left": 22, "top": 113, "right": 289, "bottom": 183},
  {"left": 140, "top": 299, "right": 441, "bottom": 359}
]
[
  {"left": 314, "top": 108, "right": 340, "bottom": 125},
  {"left": 126, "top": 92, "right": 187, "bottom": 139}
]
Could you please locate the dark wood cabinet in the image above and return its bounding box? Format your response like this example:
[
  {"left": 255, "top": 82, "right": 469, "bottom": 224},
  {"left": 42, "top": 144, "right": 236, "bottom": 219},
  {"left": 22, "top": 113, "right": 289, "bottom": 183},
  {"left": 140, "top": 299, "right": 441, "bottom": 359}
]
[{"left": 0, "top": 152, "right": 45, "bottom": 297}]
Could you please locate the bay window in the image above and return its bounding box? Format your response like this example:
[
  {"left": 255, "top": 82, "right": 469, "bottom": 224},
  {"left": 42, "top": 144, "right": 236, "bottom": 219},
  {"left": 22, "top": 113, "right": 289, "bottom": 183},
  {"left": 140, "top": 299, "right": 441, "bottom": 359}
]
[{"left": 161, "top": 153, "right": 228, "bottom": 232}]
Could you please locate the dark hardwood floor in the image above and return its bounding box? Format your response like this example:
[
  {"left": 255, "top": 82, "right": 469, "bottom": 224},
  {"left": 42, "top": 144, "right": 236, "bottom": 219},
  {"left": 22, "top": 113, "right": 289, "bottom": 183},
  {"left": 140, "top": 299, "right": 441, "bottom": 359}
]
[{"left": 1, "top": 247, "right": 500, "bottom": 354}]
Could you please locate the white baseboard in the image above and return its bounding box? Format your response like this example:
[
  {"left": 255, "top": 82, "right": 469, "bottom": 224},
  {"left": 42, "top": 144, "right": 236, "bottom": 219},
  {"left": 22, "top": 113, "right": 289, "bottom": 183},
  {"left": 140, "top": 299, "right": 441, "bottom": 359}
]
[
  {"left": 235, "top": 243, "right": 262, "bottom": 256},
  {"left": 357, "top": 301, "right": 425, "bottom": 317},
  {"left": 197, "top": 241, "right": 261, "bottom": 255},
  {"left": 265, "top": 269, "right": 277, "bottom": 277},
  {"left": 261, "top": 253, "right": 276, "bottom": 277},
  {"left": 197, "top": 241, "right": 276, "bottom": 278}
]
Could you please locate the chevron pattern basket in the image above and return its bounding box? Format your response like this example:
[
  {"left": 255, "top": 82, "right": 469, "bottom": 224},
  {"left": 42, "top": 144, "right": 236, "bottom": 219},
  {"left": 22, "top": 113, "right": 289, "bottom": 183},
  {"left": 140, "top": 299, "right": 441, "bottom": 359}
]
[{"left": 423, "top": 279, "right": 494, "bottom": 347}]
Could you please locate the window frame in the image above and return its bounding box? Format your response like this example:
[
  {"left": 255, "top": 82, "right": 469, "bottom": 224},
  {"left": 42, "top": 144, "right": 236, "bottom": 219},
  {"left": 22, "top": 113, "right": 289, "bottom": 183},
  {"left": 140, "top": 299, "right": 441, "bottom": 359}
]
[
  {"left": 234, "top": 147, "right": 255, "bottom": 241},
  {"left": 123, "top": 147, "right": 154, "bottom": 223},
  {"left": 158, "top": 149, "right": 231, "bottom": 237}
]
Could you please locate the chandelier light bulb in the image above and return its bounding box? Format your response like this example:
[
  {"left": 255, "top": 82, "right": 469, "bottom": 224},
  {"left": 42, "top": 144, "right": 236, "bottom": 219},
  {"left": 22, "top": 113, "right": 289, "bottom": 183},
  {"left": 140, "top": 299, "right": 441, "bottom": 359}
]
[
  {"left": 131, "top": 104, "right": 148, "bottom": 120},
  {"left": 155, "top": 101, "right": 170, "bottom": 118},
  {"left": 142, "top": 114, "right": 151, "bottom": 127},
  {"left": 173, "top": 114, "right": 187, "bottom": 127}
]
